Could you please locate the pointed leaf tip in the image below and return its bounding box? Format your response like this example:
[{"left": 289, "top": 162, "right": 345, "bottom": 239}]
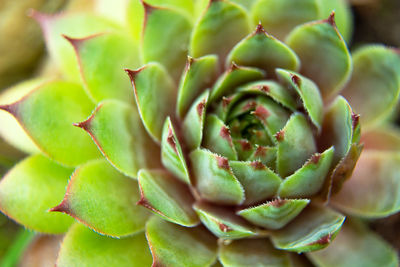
[
  {"left": 49, "top": 200, "right": 70, "bottom": 214},
  {"left": 326, "top": 11, "right": 336, "bottom": 27}
]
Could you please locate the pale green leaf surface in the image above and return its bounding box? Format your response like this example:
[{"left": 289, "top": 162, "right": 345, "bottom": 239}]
[
  {"left": 0, "top": 155, "right": 73, "bottom": 233},
  {"left": 318, "top": 0, "right": 353, "bottom": 42},
  {"left": 57, "top": 223, "right": 152, "bottom": 267},
  {"left": 52, "top": 160, "right": 150, "bottom": 237}
]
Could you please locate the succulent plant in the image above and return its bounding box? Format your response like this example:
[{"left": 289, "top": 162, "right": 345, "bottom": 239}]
[{"left": 0, "top": 0, "right": 400, "bottom": 266}]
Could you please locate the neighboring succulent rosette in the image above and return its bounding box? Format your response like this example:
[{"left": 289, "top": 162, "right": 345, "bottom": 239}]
[{"left": 0, "top": 0, "right": 399, "bottom": 266}]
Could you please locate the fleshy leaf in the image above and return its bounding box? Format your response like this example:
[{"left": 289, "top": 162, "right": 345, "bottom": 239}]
[
  {"left": 233, "top": 139, "right": 255, "bottom": 161},
  {"left": 341, "top": 45, "right": 400, "bottom": 126},
  {"left": 146, "top": 216, "right": 217, "bottom": 267},
  {"left": 318, "top": 0, "right": 353, "bottom": 42},
  {"left": 276, "top": 69, "right": 323, "bottom": 129},
  {"left": 190, "top": 0, "right": 250, "bottom": 62},
  {"left": 126, "top": 63, "right": 176, "bottom": 142},
  {"left": 318, "top": 96, "right": 353, "bottom": 165},
  {"left": 0, "top": 155, "right": 73, "bottom": 233},
  {"left": 251, "top": 0, "right": 319, "bottom": 40},
  {"left": 230, "top": 160, "right": 282, "bottom": 205},
  {"left": 182, "top": 90, "right": 209, "bottom": 150},
  {"left": 248, "top": 146, "right": 277, "bottom": 170},
  {"left": 278, "top": 147, "right": 334, "bottom": 198},
  {"left": 51, "top": 160, "right": 150, "bottom": 237},
  {"left": 193, "top": 202, "right": 257, "bottom": 240},
  {"left": 75, "top": 100, "right": 160, "bottom": 178},
  {"left": 203, "top": 115, "right": 237, "bottom": 160},
  {"left": 177, "top": 55, "right": 218, "bottom": 118},
  {"left": 307, "top": 219, "right": 399, "bottom": 267},
  {"left": 190, "top": 149, "right": 244, "bottom": 205},
  {"left": 227, "top": 24, "right": 300, "bottom": 76},
  {"left": 331, "top": 151, "right": 400, "bottom": 218},
  {"left": 361, "top": 127, "right": 400, "bottom": 151},
  {"left": 276, "top": 113, "right": 317, "bottom": 177},
  {"left": 161, "top": 117, "right": 190, "bottom": 184},
  {"left": 238, "top": 199, "right": 310, "bottom": 230},
  {"left": 219, "top": 239, "right": 291, "bottom": 267},
  {"left": 210, "top": 64, "right": 265, "bottom": 103},
  {"left": 286, "top": 13, "right": 352, "bottom": 100},
  {"left": 0, "top": 81, "right": 100, "bottom": 166},
  {"left": 66, "top": 32, "right": 140, "bottom": 103},
  {"left": 137, "top": 169, "right": 198, "bottom": 227},
  {"left": 271, "top": 205, "right": 345, "bottom": 253},
  {"left": 142, "top": 4, "right": 192, "bottom": 81},
  {"left": 32, "top": 12, "right": 116, "bottom": 81},
  {"left": 57, "top": 223, "right": 152, "bottom": 267}
]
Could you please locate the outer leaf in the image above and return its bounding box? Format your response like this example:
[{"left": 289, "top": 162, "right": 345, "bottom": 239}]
[
  {"left": 276, "top": 113, "right": 317, "bottom": 177},
  {"left": 161, "top": 117, "right": 190, "bottom": 184},
  {"left": 318, "top": 0, "right": 353, "bottom": 42},
  {"left": 219, "top": 239, "right": 291, "bottom": 267},
  {"left": 137, "top": 169, "right": 198, "bottom": 227},
  {"left": 51, "top": 160, "right": 150, "bottom": 237},
  {"left": 126, "top": 63, "right": 176, "bottom": 142},
  {"left": 142, "top": 4, "right": 192, "bottom": 81},
  {"left": 227, "top": 24, "right": 300, "bottom": 76},
  {"left": 238, "top": 199, "right": 310, "bottom": 230},
  {"left": 75, "top": 100, "right": 160, "bottom": 178},
  {"left": 251, "top": 0, "right": 319, "bottom": 40},
  {"left": 193, "top": 203, "right": 257, "bottom": 240},
  {"left": 0, "top": 81, "right": 100, "bottom": 166},
  {"left": 276, "top": 69, "right": 323, "bottom": 129},
  {"left": 190, "top": 0, "right": 250, "bottom": 61},
  {"left": 361, "top": 127, "right": 400, "bottom": 151},
  {"left": 146, "top": 216, "right": 217, "bottom": 267},
  {"left": 230, "top": 160, "right": 282, "bottom": 205},
  {"left": 286, "top": 14, "right": 352, "bottom": 99},
  {"left": 307, "top": 219, "right": 399, "bottom": 267},
  {"left": 341, "top": 45, "right": 400, "bottom": 126},
  {"left": 331, "top": 151, "right": 400, "bottom": 218},
  {"left": 57, "top": 223, "right": 152, "bottom": 267},
  {"left": 67, "top": 32, "right": 140, "bottom": 103},
  {"left": 190, "top": 149, "right": 244, "bottom": 205},
  {"left": 0, "top": 155, "right": 73, "bottom": 233},
  {"left": 278, "top": 147, "right": 334, "bottom": 198},
  {"left": 271, "top": 205, "right": 345, "bottom": 253},
  {"left": 177, "top": 55, "right": 218, "bottom": 118}
]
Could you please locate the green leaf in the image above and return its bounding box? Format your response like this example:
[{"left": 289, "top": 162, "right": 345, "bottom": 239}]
[
  {"left": 32, "top": 12, "right": 117, "bottom": 81},
  {"left": 193, "top": 202, "right": 257, "bottom": 240},
  {"left": 307, "top": 219, "right": 398, "bottom": 267},
  {"left": 51, "top": 160, "right": 150, "bottom": 237},
  {"left": 230, "top": 160, "right": 282, "bottom": 205},
  {"left": 177, "top": 55, "right": 218, "bottom": 118},
  {"left": 0, "top": 155, "right": 73, "bottom": 233},
  {"left": 276, "top": 69, "right": 323, "bottom": 130},
  {"left": 227, "top": 24, "right": 300, "bottom": 76},
  {"left": 142, "top": 4, "right": 192, "bottom": 81},
  {"left": 341, "top": 45, "right": 400, "bottom": 127},
  {"left": 75, "top": 100, "right": 160, "bottom": 179},
  {"left": 126, "top": 63, "right": 176, "bottom": 142},
  {"left": 203, "top": 115, "right": 237, "bottom": 160},
  {"left": 286, "top": 14, "right": 352, "bottom": 100},
  {"left": 57, "top": 223, "right": 152, "bottom": 267},
  {"left": 66, "top": 32, "right": 140, "bottom": 103},
  {"left": 0, "top": 81, "right": 101, "bottom": 166},
  {"left": 318, "top": 0, "right": 353, "bottom": 42},
  {"left": 331, "top": 151, "right": 400, "bottom": 218},
  {"left": 182, "top": 90, "right": 209, "bottom": 150},
  {"left": 271, "top": 205, "right": 345, "bottom": 253},
  {"left": 251, "top": 0, "right": 319, "bottom": 40},
  {"left": 161, "top": 117, "right": 190, "bottom": 184},
  {"left": 189, "top": 149, "right": 244, "bottom": 205},
  {"left": 278, "top": 147, "right": 334, "bottom": 198},
  {"left": 137, "top": 169, "right": 198, "bottom": 227},
  {"left": 210, "top": 64, "right": 265, "bottom": 103},
  {"left": 248, "top": 146, "right": 277, "bottom": 170},
  {"left": 276, "top": 113, "right": 317, "bottom": 177},
  {"left": 219, "top": 239, "right": 291, "bottom": 267},
  {"left": 190, "top": 0, "right": 250, "bottom": 61},
  {"left": 238, "top": 199, "right": 310, "bottom": 230},
  {"left": 146, "top": 216, "right": 217, "bottom": 267}
]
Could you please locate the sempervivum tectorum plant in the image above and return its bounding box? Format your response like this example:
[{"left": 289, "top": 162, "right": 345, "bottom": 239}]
[{"left": 0, "top": 0, "right": 399, "bottom": 266}]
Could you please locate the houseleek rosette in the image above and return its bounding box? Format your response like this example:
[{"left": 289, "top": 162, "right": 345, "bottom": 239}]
[{"left": 0, "top": 0, "right": 400, "bottom": 266}]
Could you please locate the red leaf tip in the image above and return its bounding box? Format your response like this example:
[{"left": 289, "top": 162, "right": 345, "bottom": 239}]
[
  {"left": 269, "top": 199, "right": 287, "bottom": 207},
  {"left": 252, "top": 105, "right": 269, "bottom": 122},
  {"left": 290, "top": 74, "right": 302, "bottom": 87},
  {"left": 49, "top": 201, "right": 70, "bottom": 213},
  {"left": 167, "top": 128, "right": 178, "bottom": 154},
  {"left": 216, "top": 156, "right": 230, "bottom": 170},
  {"left": 310, "top": 153, "right": 321, "bottom": 164},
  {"left": 125, "top": 67, "right": 145, "bottom": 82},
  {"left": 73, "top": 120, "right": 91, "bottom": 131},
  {"left": 250, "top": 161, "right": 265, "bottom": 170},
  {"left": 255, "top": 23, "right": 266, "bottom": 34},
  {"left": 0, "top": 104, "right": 14, "bottom": 114},
  {"left": 218, "top": 223, "right": 232, "bottom": 232},
  {"left": 275, "top": 130, "right": 285, "bottom": 142},
  {"left": 219, "top": 126, "right": 231, "bottom": 141},
  {"left": 352, "top": 113, "right": 360, "bottom": 129},
  {"left": 325, "top": 11, "right": 336, "bottom": 27}
]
